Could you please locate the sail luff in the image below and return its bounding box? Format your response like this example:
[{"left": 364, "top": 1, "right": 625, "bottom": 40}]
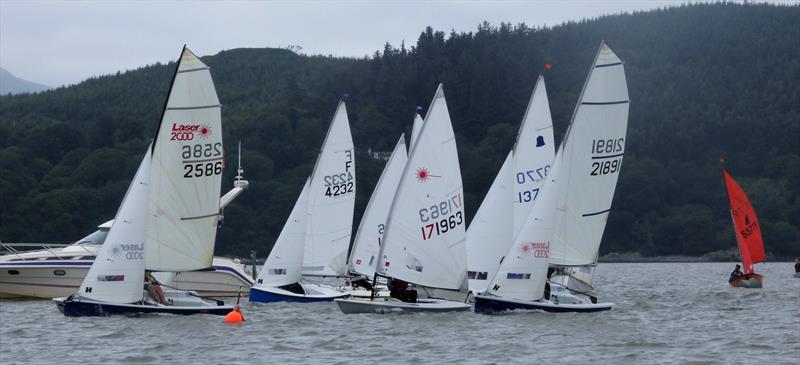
[
  {"left": 257, "top": 179, "right": 311, "bottom": 287},
  {"left": 80, "top": 148, "right": 151, "bottom": 303},
  {"left": 348, "top": 135, "right": 407, "bottom": 277}
]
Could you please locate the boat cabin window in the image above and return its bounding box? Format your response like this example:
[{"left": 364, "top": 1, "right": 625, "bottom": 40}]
[
  {"left": 53, "top": 270, "right": 66, "bottom": 276},
  {"left": 7, "top": 270, "right": 19, "bottom": 275},
  {"left": 73, "top": 229, "right": 109, "bottom": 245}
]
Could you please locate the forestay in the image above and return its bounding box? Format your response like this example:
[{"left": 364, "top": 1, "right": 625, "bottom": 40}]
[
  {"left": 487, "top": 150, "right": 561, "bottom": 301},
  {"left": 349, "top": 135, "right": 408, "bottom": 277},
  {"left": 257, "top": 180, "right": 311, "bottom": 287},
  {"left": 146, "top": 47, "right": 224, "bottom": 272},
  {"left": 80, "top": 149, "right": 151, "bottom": 304},
  {"left": 303, "top": 101, "right": 356, "bottom": 277},
  {"left": 549, "top": 42, "right": 630, "bottom": 266},
  {"left": 379, "top": 85, "right": 467, "bottom": 290}
]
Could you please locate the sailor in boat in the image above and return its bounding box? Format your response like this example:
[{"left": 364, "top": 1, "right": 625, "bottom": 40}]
[
  {"left": 349, "top": 274, "right": 374, "bottom": 291},
  {"left": 794, "top": 258, "right": 800, "bottom": 273},
  {"left": 387, "top": 278, "right": 417, "bottom": 303},
  {"left": 144, "top": 272, "right": 169, "bottom": 305},
  {"left": 728, "top": 264, "right": 744, "bottom": 284}
]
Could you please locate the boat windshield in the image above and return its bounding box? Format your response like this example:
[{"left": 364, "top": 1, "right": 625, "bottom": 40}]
[{"left": 73, "top": 229, "right": 109, "bottom": 245}]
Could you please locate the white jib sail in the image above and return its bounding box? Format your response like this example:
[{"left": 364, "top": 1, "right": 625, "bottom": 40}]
[
  {"left": 487, "top": 151, "right": 562, "bottom": 301},
  {"left": 549, "top": 42, "right": 630, "bottom": 266},
  {"left": 256, "top": 179, "right": 310, "bottom": 287},
  {"left": 378, "top": 84, "right": 467, "bottom": 290},
  {"left": 79, "top": 148, "right": 151, "bottom": 304},
  {"left": 512, "top": 75, "right": 556, "bottom": 235},
  {"left": 146, "top": 47, "right": 224, "bottom": 272},
  {"left": 348, "top": 135, "right": 408, "bottom": 277},
  {"left": 410, "top": 113, "right": 423, "bottom": 150},
  {"left": 302, "top": 101, "right": 356, "bottom": 276},
  {"left": 466, "top": 76, "right": 556, "bottom": 293},
  {"left": 466, "top": 152, "right": 513, "bottom": 293}
]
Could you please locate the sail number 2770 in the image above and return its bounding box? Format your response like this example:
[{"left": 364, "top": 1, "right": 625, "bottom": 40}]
[{"left": 419, "top": 193, "right": 464, "bottom": 240}]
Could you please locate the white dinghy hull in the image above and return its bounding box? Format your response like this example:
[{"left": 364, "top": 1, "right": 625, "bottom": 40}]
[
  {"left": 474, "top": 293, "right": 613, "bottom": 314},
  {"left": 249, "top": 282, "right": 349, "bottom": 303},
  {"left": 335, "top": 297, "right": 471, "bottom": 314}
]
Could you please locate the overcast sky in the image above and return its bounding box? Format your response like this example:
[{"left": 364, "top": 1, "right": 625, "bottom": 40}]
[{"left": 0, "top": 0, "right": 750, "bottom": 87}]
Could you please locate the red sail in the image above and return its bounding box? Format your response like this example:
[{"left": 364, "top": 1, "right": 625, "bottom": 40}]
[{"left": 722, "top": 169, "right": 765, "bottom": 273}]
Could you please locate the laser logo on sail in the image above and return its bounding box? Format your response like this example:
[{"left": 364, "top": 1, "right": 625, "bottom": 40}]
[
  {"left": 170, "top": 123, "right": 205, "bottom": 141},
  {"left": 519, "top": 242, "right": 549, "bottom": 258}
]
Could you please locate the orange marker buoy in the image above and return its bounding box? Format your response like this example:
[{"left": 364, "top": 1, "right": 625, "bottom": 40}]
[
  {"left": 545, "top": 63, "right": 552, "bottom": 71},
  {"left": 224, "top": 305, "right": 245, "bottom": 323}
]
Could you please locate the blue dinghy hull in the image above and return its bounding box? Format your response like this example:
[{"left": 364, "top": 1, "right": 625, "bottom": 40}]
[{"left": 474, "top": 294, "right": 613, "bottom": 314}]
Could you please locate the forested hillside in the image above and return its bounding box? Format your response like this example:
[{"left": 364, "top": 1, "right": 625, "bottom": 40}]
[{"left": 1, "top": 3, "right": 798, "bottom": 259}]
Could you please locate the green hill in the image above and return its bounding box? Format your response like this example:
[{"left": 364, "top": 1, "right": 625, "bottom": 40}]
[{"left": 1, "top": 3, "right": 798, "bottom": 259}]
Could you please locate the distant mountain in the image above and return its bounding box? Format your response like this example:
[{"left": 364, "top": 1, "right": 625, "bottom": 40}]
[{"left": 0, "top": 67, "right": 49, "bottom": 95}]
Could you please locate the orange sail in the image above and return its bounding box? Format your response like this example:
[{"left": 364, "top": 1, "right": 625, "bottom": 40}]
[{"left": 722, "top": 169, "right": 765, "bottom": 274}]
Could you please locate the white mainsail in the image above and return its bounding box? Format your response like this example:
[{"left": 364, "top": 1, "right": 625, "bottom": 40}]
[
  {"left": 410, "top": 113, "right": 423, "bottom": 149},
  {"left": 79, "top": 149, "right": 151, "bottom": 303},
  {"left": 512, "top": 76, "right": 556, "bottom": 234},
  {"left": 257, "top": 179, "right": 310, "bottom": 287},
  {"left": 378, "top": 84, "right": 467, "bottom": 290},
  {"left": 348, "top": 135, "right": 408, "bottom": 277},
  {"left": 466, "top": 152, "right": 513, "bottom": 292},
  {"left": 487, "top": 150, "right": 562, "bottom": 301},
  {"left": 550, "top": 42, "right": 630, "bottom": 266},
  {"left": 302, "top": 101, "right": 356, "bottom": 277},
  {"left": 146, "top": 47, "right": 224, "bottom": 272},
  {"left": 466, "top": 76, "right": 555, "bottom": 293}
]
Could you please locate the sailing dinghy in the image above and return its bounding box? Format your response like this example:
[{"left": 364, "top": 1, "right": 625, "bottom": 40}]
[
  {"left": 467, "top": 75, "right": 555, "bottom": 294},
  {"left": 723, "top": 168, "right": 765, "bottom": 288},
  {"left": 57, "top": 47, "right": 233, "bottom": 316},
  {"left": 336, "top": 85, "right": 471, "bottom": 314},
  {"left": 249, "top": 102, "right": 355, "bottom": 303},
  {"left": 475, "top": 42, "right": 627, "bottom": 313}
]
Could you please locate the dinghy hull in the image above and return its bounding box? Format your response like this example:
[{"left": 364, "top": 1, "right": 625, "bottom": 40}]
[
  {"left": 474, "top": 294, "right": 613, "bottom": 314},
  {"left": 248, "top": 283, "right": 349, "bottom": 303},
  {"left": 335, "top": 297, "right": 471, "bottom": 314},
  {"left": 55, "top": 295, "right": 233, "bottom": 317},
  {"left": 730, "top": 273, "right": 763, "bottom": 288}
]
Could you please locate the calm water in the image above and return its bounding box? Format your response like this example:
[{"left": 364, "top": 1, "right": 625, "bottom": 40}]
[{"left": 1, "top": 262, "right": 798, "bottom": 364}]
